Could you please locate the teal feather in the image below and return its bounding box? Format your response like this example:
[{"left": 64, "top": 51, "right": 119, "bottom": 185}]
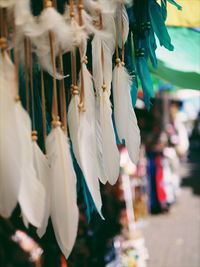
[
  {"left": 149, "top": 0, "right": 174, "bottom": 51},
  {"left": 167, "top": 0, "right": 182, "bottom": 10},
  {"left": 146, "top": 29, "right": 157, "bottom": 68},
  {"left": 131, "top": 78, "right": 138, "bottom": 107},
  {"left": 136, "top": 56, "right": 155, "bottom": 110}
]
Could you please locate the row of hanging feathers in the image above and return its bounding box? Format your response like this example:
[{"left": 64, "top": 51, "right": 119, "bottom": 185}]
[{"left": 0, "top": 0, "right": 181, "bottom": 259}]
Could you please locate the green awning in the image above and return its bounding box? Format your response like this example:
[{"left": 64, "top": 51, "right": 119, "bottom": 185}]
[{"left": 150, "top": 27, "right": 200, "bottom": 90}]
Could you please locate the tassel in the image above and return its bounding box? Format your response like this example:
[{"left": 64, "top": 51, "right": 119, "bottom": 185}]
[
  {"left": 112, "top": 62, "right": 140, "bottom": 164},
  {"left": 46, "top": 125, "right": 79, "bottom": 259}
]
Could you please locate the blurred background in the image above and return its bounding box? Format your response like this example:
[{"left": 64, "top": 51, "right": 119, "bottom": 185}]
[{"left": 0, "top": 1, "right": 200, "bottom": 266}]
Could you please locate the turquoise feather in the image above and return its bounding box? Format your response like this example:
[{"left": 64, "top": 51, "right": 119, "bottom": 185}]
[
  {"left": 167, "top": 0, "right": 182, "bottom": 10},
  {"left": 149, "top": 0, "right": 174, "bottom": 51},
  {"left": 136, "top": 56, "right": 155, "bottom": 110}
]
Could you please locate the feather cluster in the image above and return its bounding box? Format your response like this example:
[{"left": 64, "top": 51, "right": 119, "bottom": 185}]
[{"left": 0, "top": 0, "right": 179, "bottom": 259}]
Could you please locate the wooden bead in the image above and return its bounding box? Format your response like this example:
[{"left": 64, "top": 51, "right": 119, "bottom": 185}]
[
  {"left": 51, "top": 120, "right": 61, "bottom": 127},
  {"left": 44, "top": 0, "right": 52, "bottom": 8},
  {"left": 32, "top": 130, "right": 38, "bottom": 135},
  {"left": 101, "top": 84, "right": 107, "bottom": 90},
  {"left": 73, "top": 85, "right": 78, "bottom": 90},
  {"left": 73, "top": 90, "right": 79, "bottom": 95},
  {"left": 32, "top": 135, "right": 38, "bottom": 141},
  {"left": 78, "top": 102, "right": 84, "bottom": 109},
  {"left": 14, "top": 95, "right": 20, "bottom": 102},
  {"left": 0, "top": 37, "right": 8, "bottom": 49},
  {"left": 115, "top": 58, "right": 121, "bottom": 63},
  {"left": 70, "top": 12, "right": 75, "bottom": 17},
  {"left": 78, "top": 4, "right": 84, "bottom": 9},
  {"left": 121, "top": 61, "right": 125, "bottom": 66}
]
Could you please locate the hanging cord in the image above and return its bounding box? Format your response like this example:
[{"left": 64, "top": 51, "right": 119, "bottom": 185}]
[
  {"left": 24, "top": 37, "right": 30, "bottom": 113},
  {"left": 99, "top": 13, "right": 107, "bottom": 93},
  {"left": 77, "top": 0, "right": 86, "bottom": 111},
  {"left": 12, "top": 14, "right": 21, "bottom": 100},
  {"left": 58, "top": 46, "right": 67, "bottom": 132},
  {"left": 69, "top": 0, "right": 79, "bottom": 98},
  {"left": 121, "top": 4, "right": 125, "bottom": 65},
  {"left": 0, "top": 8, "right": 8, "bottom": 54},
  {"left": 28, "top": 38, "right": 36, "bottom": 133},
  {"left": 49, "top": 31, "right": 60, "bottom": 125},
  {"left": 41, "top": 70, "right": 47, "bottom": 153},
  {"left": 43, "top": 0, "right": 60, "bottom": 126},
  {"left": 115, "top": 4, "right": 126, "bottom": 67}
]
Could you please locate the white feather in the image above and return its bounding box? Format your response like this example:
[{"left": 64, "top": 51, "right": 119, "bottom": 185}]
[
  {"left": 99, "top": 91, "right": 120, "bottom": 185},
  {"left": 69, "top": 64, "right": 104, "bottom": 216},
  {"left": 17, "top": 104, "right": 46, "bottom": 228},
  {"left": 78, "top": 64, "right": 104, "bottom": 215},
  {"left": 112, "top": 64, "right": 141, "bottom": 163},
  {"left": 92, "top": 15, "right": 120, "bottom": 185},
  {"left": 68, "top": 93, "right": 81, "bottom": 164},
  {"left": 33, "top": 142, "right": 51, "bottom": 237},
  {"left": 0, "top": 52, "right": 45, "bottom": 227},
  {"left": 0, "top": 52, "right": 21, "bottom": 217},
  {"left": 115, "top": 3, "right": 129, "bottom": 48},
  {"left": 46, "top": 126, "right": 79, "bottom": 259}
]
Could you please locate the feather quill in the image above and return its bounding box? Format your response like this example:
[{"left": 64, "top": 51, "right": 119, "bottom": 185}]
[
  {"left": 112, "top": 63, "right": 141, "bottom": 164},
  {"left": 46, "top": 126, "right": 79, "bottom": 259}
]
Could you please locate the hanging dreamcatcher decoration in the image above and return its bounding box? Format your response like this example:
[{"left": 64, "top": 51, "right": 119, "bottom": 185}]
[{"left": 0, "top": 0, "right": 181, "bottom": 259}]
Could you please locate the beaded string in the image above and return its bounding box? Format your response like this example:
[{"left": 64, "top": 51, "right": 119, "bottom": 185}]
[
  {"left": 24, "top": 37, "right": 30, "bottom": 113},
  {"left": 69, "top": 0, "right": 79, "bottom": 98},
  {"left": 115, "top": 4, "right": 125, "bottom": 68},
  {"left": 41, "top": 70, "right": 47, "bottom": 153},
  {"left": 44, "top": 0, "right": 60, "bottom": 127},
  {"left": 77, "top": 0, "right": 86, "bottom": 112},
  {"left": 58, "top": 46, "right": 67, "bottom": 132}
]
